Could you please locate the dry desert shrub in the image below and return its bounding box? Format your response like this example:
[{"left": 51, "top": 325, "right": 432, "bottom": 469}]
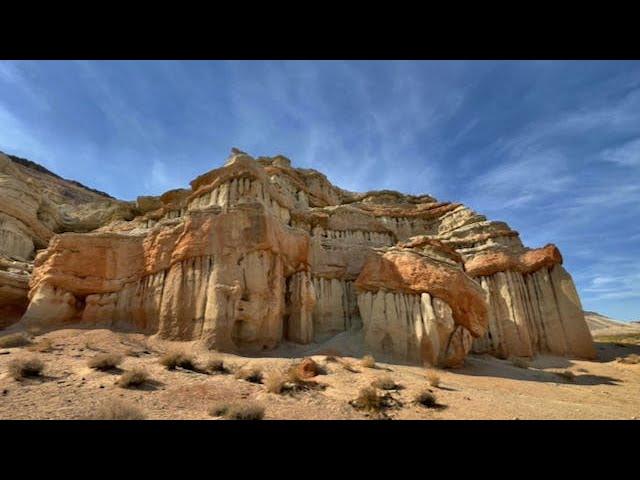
[
  {"left": 208, "top": 401, "right": 265, "bottom": 420},
  {"left": 234, "top": 366, "right": 263, "bottom": 384},
  {"left": 371, "top": 375, "right": 398, "bottom": 390},
  {"left": 555, "top": 370, "right": 575, "bottom": 382},
  {"left": 352, "top": 386, "right": 383, "bottom": 412},
  {"left": 117, "top": 368, "right": 150, "bottom": 388},
  {"left": 208, "top": 401, "right": 230, "bottom": 417},
  {"left": 361, "top": 354, "right": 376, "bottom": 368},
  {"left": 28, "top": 338, "right": 54, "bottom": 353},
  {"left": 87, "top": 353, "right": 123, "bottom": 371},
  {"left": 264, "top": 371, "right": 287, "bottom": 394},
  {"left": 160, "top": 350, "right": 198, "bottom": 371},
  {"left": 226, "top": 401, "right": 266, "bottom": 420},
  {"left": 93, "top": 399, "right": 146, "bottom": 420},
  {"left": 426, "top": 371, "right": 441, "bottom": 388},
  {"left": 510, "top": 357, "right": 530, "bottom": 369},
  {"left": 205, "top": 357, "right": 228, "bottom": 374},
  {"left": 8, "top": 356, "right": 44, "bottom": 380},
  {"left": 617, "top": 354, "right": 640, "bottom": 364},
  {"left": 414, "top": 389, "right": 438, "bottom": 408},
  {"left": 0, "top": 332, "right": 32, "bottom": 349}
]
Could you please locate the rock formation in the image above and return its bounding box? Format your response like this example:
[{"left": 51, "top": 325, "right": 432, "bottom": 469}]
[{"left": 0, "top": 150, "right": 596, "bottom": 366}]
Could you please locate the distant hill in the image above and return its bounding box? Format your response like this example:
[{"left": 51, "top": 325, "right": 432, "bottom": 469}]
[
  {"left": 3, "top": 152, "right": 114, "bottom": 199},
  {"left": 584, "top": 311, "right": 630, "bottom": 331}
]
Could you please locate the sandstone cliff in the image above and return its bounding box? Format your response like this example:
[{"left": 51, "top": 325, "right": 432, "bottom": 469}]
[{"left": 1, "top": 150, "right": 596, "bottom": 365}]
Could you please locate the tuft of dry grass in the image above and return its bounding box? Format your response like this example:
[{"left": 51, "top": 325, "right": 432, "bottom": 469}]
[
  {"left": 264, "top": 371, "right": 287, "bottom": 394},
  {"left": 361, "top": 354, "right": 376, "bottom": 368},
  {"left": 208, "top": 401, "right": 265, "bottom": 420},
  {"left": 371, "top": 375, "right": 398, "bottom": 390},
  {"left": 0, "top": 332, "right": 32, "bottom": 349},
  {"left": 8, "top": 356, "right": 44, "bottom": 380},
  {"left": 226, "top": 401, "right": 265, "bottom": 420},
  {"left": 87, "top": 353, "right": 123, "bottom": 371},
  {"left": 205, "top": 357, "right": 228, "bottom": 374},
  {"left": 92, "top": 399, "right": 146, "bottom": 420},
  {"left": 160, "top": 350, "right": 198, "bottom": 371},
  {"left": 234, "top": 366, "right": 263, "bottom": 384},
  {"left": 426, "top": 371, "right": 441, "bottom": 388},
  {"left": 352, "top": 386, "right": 383, "bottom": 412},
  {"left": 510, "top": 357, "right": 530, "bottom": 369},
  {"left": 117, "top": 368, "right": 150, "bottom": 388},
  {"left": 617, "top": 354, "right": 640, "bottom": 364},
  {"left": 27, "top": 338, "right": 54, "bottom": 353},
  {"left": 414, "top": 389, "right": 438, "bottom": 408},
  {"left": 555, "top": 370, "right": 575, "bottom": 382},
  {"left": 208, "top": 401, "right": 230, "bottom": 417}
]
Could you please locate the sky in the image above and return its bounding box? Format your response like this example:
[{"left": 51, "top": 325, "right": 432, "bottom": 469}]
[{"left": 0, "top": 60, "right": 638, "bottom": 321}]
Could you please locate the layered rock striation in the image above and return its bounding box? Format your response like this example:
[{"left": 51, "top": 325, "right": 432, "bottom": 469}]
[{"left": 1, "top": 150, "right": 596, "bottom": 365}]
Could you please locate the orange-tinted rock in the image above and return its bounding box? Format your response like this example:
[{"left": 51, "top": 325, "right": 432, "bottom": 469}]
[
  {"left": 464, "top": 244, "right": 563, "bottom": 277},
  {"left": 294, "top": 358, "right": 321, "bottom": 379},
  {"left": 3, "top": 149, "right": 594, "bottom": 365},
  {"left": 356, "top": 249, "right": 487, "bottom": 337}
]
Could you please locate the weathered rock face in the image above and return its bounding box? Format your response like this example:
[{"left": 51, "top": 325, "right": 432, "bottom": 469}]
[
  {"left": 2, "top": 149, "right": 595, "bottom": 365},
  {"left": 0, "top": 152, "right": 137, "bottom": 323},
  {"left": 355, "top": 239, "right": 486, "bottom": 367}
]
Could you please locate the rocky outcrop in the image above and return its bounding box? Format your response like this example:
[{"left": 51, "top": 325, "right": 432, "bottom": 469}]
[
  {"left": 2, "top": 149, "right": 595, "bottom": 365},
  {"left": 354, "top": 238, "right": 485, "bottom": 367},
  {"left": 0, "top": 152, "right": 137, "bottom": 323}
]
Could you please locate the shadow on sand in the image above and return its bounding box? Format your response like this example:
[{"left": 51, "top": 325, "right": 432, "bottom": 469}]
[
  {"left": 593, "top": 341, "right": 640, "bottom": 363},
  {"left": 458, "top": 355, "right": 622, "bottom": 386}
]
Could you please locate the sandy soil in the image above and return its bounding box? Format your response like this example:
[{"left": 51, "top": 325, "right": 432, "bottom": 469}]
[{"left": 1, "top": 327, "right": 639, "bottom": 420}]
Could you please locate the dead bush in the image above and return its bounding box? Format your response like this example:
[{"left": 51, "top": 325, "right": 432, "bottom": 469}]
[
  {"left": 234, "top": 366, "right": 263, "bottom": 384},
  {"left": 205, "top": 357, "right": 228, "bottom": 374},
  {"left": 426, "top": 371, "right": 441, "bottom": 388},
  {"left": 93, "top": 399, "right": 146, "bottom": 420},
  {"left": 361, "top": 354, "right": 376, "bottom": 368},
  {"left": 371, "top": 375, "right": 398, "bottom": 390},
  {"left": 0, "top": 333, "right": 32, "bottom": 349},
  {"left": 160, "top": 351, "right": 198, "bottom": 371},
  {"left": 225, "top": 401, "right": 265, "bottom": 420},
  {"left": 208, "top": 400, "right": 265, "bottom": 420},
  {"left": 87, "top": 353, "right": 123, "bottom": 371},
  {"left": 8, "top": 356, "right": 44, "bottom": 380},
  {"left": 414, "top": 389, "right": 438, "bottom": 408},
  {"left": 117, "top": 368, "right": 150, "bottom": 388},
  {"left": 265, "top": 371, "right": 287, "bottom": 394},
  {"left": 208, "top": 401, "right": 230, "bottom": 417},
  {"left": 352, "top": 386, "right": 383, "bottom": 412}
]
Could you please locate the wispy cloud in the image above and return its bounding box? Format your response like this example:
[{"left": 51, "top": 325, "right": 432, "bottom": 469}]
[
  {"left": 601, "top": 137, "right": 640, "bottom": 167},
  {"left": 0, "top": 60, "right": 639, "bottom": 319}
]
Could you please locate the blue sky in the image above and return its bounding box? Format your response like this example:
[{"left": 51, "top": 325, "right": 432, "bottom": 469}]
[{"left": 0, "top": 60, "right": 638, "bottom": 321}]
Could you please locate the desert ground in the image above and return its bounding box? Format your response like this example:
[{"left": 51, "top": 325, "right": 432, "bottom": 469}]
[{"left": 1, "top": 323, "right": 639, "bottom": 420}]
